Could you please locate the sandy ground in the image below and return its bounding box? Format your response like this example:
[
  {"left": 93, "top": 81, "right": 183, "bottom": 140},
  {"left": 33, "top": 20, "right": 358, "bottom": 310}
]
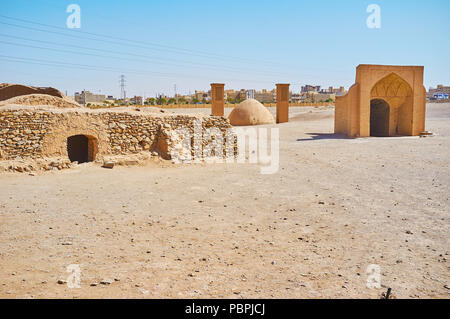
[{"left": 0, "top": 104, "right": 448, "bottom": 299}]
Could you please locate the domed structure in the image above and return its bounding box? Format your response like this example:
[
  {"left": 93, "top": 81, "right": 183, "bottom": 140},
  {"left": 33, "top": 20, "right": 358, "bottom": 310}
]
[
  {"left": 0, "top": 84, "right": 64, "bottom": 102},
  {"left": 0, "top": 83, "right": 80, "bottom": 108},
  {"left": 228, "top": 99, "right": 275, "bottom": 126}
]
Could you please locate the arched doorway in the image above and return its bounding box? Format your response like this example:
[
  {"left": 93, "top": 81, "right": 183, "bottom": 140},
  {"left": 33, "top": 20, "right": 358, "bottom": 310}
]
[
  {"left": 370, "top": 73, "right": 414, "bottom": 136},
  {"left": 370, "top": 99, "right": 390, "bottom": 137},
  {"left": 67, "top": 135, "right": 97, "bottom": 163}
]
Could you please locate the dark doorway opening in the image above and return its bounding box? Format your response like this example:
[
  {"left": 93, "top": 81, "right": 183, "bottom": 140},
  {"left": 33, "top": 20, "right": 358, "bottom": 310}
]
[
  {"left": 67, "top": 135, "right": 97, "bottom": 163},
  {"left": 370, "top": 99, "right": 390, "bottom": 137}
]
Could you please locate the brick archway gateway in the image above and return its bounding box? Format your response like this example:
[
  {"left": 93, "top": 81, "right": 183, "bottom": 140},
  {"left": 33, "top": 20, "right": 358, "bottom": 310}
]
[
  {"left": 334, "top": 65, "right": 426, "bottom": 137},
  {"left": 67, "top": 135, "right": 98, "bottom": 163}
]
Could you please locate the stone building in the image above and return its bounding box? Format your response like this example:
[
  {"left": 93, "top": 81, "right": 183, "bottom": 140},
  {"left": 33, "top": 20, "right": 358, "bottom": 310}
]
[
  {"left": 74, "top": 90, "right": 106, "bottom": 105},
  {"left": 0, "top": 84, "right": 236, "bottom": 173},
  {"left": 334, "top": 65, "right": 426, "bottom": 137},
  {"left": 0, "top": 106, "right": 234, "bottom": 172}
]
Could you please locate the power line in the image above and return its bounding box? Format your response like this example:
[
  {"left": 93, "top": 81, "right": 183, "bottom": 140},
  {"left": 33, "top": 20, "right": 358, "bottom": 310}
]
[
  {"left": 0, "top": 54, "right": 198, "bottom": 77},
  {"left": 120, "top": 75, "right": 126, "bottom": 101},
  {"left": 0, "top": 14, "right": 287, "bottom": 67},
  {"left": 0, "top": 34, "right": 298, "bottom": 77},
  {"left": 0, "top": 55, "right": 277, "bottom": 84},
  {"left": 0, "top": 13, "right": 351, "bottom": 85}
]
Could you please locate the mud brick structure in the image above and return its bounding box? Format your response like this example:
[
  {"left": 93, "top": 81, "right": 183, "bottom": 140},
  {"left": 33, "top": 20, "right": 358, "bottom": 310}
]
[
  {"left": 211, "top": 83, "right": 225, "bottom": 116},
  {"left": 0, "top": 84, "right": 64, "bottom": 102},
  {"left": 335, "top": 65, "right": 426, "bottom": 137},
  {"left": 276, "top": 84, "right": 290, "bottom": 123}
]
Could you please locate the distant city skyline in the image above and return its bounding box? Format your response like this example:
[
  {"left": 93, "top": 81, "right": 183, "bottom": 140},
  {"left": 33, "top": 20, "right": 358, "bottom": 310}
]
[{"left": 1, "top": 0, "right": 449, "bottom": 97}]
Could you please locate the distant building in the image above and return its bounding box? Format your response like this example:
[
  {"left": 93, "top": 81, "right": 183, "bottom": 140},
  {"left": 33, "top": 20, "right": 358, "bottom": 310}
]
[
  {"left": 254, "top": 89, "right": 275, "bottom": 103},
  {"left": 105, "top": 95, "right": 116, "bottom": 104},
  {"left": 130, "top": 96, "right": 143, "bottom": 105},
  {"left": 74, "top": 90, "right": 106, "bottom": 105},
  {"left": 156, "top": 94, "right": 169, "bottom": 100},
  {"left": 428, "top": 84, "right": 450, "bottom": 100},
  {"left": 433, "top": 92, "right": 449, "bottom": 100},
  {"left": 321, "top": 86, "right": 346, "bottom": 96},
  {"left": 194, "top": 90, "right": 210, "bottom": 101},
  {"left": 301, "top": 85, "right": 321, "bottom": 93},
  {"left": 301, "top": 85, "right": 345, "bottom": 96},
  {"left": 297, "top": 92, "right": 335, "bottom": 103},
  {"left": 429, "top": 84, "right": 450, "bottom": 94},
  {"left": 314, "top": 93, "right": 335, "bottom": 103},
  {"left": 238, "top": 89, "right": 247, "bottom": 101},
  {"left": 290, "top": 93, "right": 304, "bottom": 103},
  {"left": 225, "top": 89, "right": 238, "bottom": 100}
]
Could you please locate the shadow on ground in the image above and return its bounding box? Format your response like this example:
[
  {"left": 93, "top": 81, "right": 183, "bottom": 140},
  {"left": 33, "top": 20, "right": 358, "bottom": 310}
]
[{"left": 296, "top": 133, "right": 350, "bottom": 142}]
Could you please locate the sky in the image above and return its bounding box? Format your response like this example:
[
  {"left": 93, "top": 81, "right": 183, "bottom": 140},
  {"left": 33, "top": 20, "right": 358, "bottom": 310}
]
[{"left": 1, "top": 0, "right": 449, "bottom": 98}]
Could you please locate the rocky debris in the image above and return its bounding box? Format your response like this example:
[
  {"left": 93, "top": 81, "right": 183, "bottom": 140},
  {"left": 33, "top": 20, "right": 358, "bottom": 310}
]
[
  {"left": 420, "top": 131, "right": 434, "bottom": 138},
  {"left": 100, "top": 278, "right": 114, "bottom": 285},
  {"left": 58, "top": 237, "right": 74, "bottom": 245},
  {"left": 102, "top": 161, "right": 115, "bottom": 169},
  {"left": 123, "top": 160, "right": 139, "bottom": 166},
  {"left": 0, "top": 157, "right": 73, "bottom": 173}
]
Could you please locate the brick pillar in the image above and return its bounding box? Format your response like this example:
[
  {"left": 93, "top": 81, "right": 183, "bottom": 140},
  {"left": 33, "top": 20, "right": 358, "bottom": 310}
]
[
  {"left": 276, "top": 83, "right": 290, "bottom": 123},
  {"left": 211, "top": 83, "right": 225, "bottom": 116}
]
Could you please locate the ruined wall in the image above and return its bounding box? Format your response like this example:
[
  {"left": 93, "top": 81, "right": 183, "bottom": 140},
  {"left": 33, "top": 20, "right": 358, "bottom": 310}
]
[{"left": 0, "top": 107, "right": 234, "bottom": 172}]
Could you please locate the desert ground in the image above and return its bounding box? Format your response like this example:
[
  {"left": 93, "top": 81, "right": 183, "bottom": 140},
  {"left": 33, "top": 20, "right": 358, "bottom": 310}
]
[{"left": 0, "top": 103, "right": 448, "bottom": 299}]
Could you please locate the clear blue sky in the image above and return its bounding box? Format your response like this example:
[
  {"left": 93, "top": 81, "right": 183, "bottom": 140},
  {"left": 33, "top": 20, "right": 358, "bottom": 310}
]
[{"left": 1, "top": 0, "right": 449, "bottom": 97}]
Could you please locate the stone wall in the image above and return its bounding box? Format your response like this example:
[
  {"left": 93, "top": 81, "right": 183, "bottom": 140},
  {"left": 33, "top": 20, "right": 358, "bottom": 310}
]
[
  {"left": 0, "top": 110, "right": 51, "bottom": 159},
  {"left": 0, "top": 106, "right": 235, "bottom": 172}
]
